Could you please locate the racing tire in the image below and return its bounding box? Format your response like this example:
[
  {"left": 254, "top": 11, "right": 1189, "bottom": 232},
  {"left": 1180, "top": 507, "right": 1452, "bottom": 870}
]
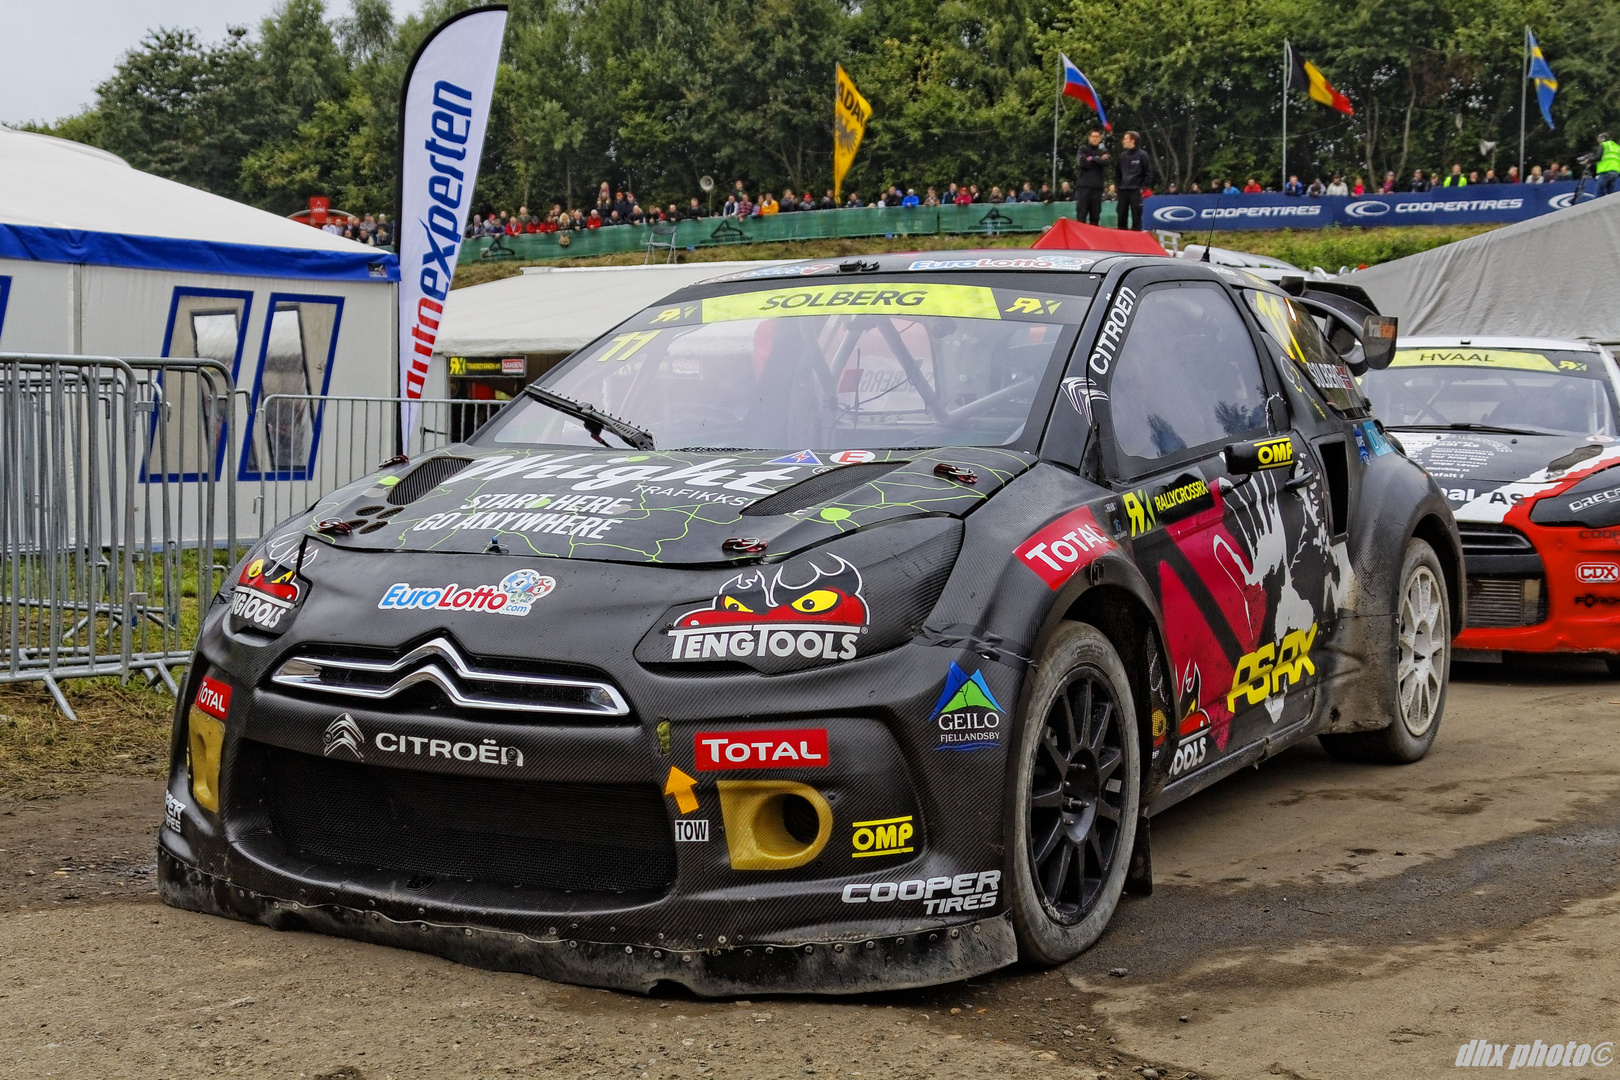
[
  {"left": 1320, "top": 538, "right": 1450, "bottom": 764},
  {"left": 1006, "top": 622, "right": 1141, "bottom": 966}
]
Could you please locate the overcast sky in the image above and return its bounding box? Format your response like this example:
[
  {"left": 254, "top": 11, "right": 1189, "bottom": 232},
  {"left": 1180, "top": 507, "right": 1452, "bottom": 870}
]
[{"left": 0, "top": 0, "right": 425, "bottom": 126}]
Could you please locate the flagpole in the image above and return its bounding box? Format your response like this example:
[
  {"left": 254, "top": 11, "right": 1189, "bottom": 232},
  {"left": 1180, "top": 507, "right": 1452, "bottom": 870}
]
[
  {"left": 1052, "top": 60, "right": 1062, "bottom": 195},
  {"left": 1281, "top": 41, "right": 1289, "bottom": 190},
  {"left": 1519, "top": 26, "right": 1529, "bottom": 181}
]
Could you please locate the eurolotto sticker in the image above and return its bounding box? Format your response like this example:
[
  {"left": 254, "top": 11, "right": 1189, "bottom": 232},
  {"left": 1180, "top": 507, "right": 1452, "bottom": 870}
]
[
  {"left": 378, "top": 569, "right": 556, "bottom": 617},
  {"left": 827, "top": 449, "right": 877, "bottom": 465},
  {"left": 1014, "top": 506, "right": 1116, "bottom": 588}
]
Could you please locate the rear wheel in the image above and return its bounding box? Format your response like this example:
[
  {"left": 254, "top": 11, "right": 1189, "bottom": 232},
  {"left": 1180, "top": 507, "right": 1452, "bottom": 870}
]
[
  {"left": 1006, "top": 622, "right": 1140, "bottom": 966},
  {"left": 1320, "top": 538, "right": 1450, "bottom": 763}
]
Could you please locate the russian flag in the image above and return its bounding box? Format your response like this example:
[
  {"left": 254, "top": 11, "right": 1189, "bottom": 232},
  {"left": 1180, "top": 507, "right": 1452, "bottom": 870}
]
[{"left": 1060, "top": 54, "right": 1110, "bottom": 132}]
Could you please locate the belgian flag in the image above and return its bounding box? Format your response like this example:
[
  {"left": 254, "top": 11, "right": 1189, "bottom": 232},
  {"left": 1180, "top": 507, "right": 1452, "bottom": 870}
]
[{"left": 1287, "top": 42, "right": 1353, "bottom": 116}]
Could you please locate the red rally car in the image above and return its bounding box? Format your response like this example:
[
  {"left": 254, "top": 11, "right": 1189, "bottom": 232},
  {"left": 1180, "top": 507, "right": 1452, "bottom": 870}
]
[{"left": 1359, "top": 336, "right": 1620, "bottom": 668}]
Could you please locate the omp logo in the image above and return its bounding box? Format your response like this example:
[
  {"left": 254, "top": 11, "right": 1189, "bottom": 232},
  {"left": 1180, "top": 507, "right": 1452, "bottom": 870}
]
[
  {"left": 1227, "top": 624, "right": 1318, "bottom": 712},
  {"left": 1342, "top": 200, "right": 1392, "bottom": 218},
  {"left": 1455, "top": 1038, "right": 1612, "bottom": 1068},
  {"left": 1151, "top": 205, "right": 1197, "bottom": 223},
  {"left": 322, "top": 714, "right": 365, "bottom": 760},
  {"left": 1577, "top": 562, "right": 1620, "bottom": 583},
  {"left": 1255, "top": 436, "right": 1295, "bottom": 469},
  {"left": 851, "top": 815, "right": 914, "bottom": 858}
]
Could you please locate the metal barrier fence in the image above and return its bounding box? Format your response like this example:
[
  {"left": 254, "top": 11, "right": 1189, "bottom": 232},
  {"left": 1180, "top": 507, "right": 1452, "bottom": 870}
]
[
  {"left": 463, "top": 200, "right": 1115, "bottom": 262},
  {"left": 0, "top": 353, "right": 236, "bottom": 718},
  {"left": 253, "top": 395, "right": 504, "bottom": 535}
]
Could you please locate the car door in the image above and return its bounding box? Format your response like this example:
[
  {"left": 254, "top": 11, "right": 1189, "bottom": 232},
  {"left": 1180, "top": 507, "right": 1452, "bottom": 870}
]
[{"left": 1095, "top": 273, "right": 1325, "bottom": 780}]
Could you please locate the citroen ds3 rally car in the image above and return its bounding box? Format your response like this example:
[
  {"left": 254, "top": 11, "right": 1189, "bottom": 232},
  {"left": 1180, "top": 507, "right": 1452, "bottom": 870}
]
[
  {"left": 161, "top": 251, "right": 1461, "bottom": 995},
  {"left": 1360, "top": 336, "right": 1620, "bottom": 667}
]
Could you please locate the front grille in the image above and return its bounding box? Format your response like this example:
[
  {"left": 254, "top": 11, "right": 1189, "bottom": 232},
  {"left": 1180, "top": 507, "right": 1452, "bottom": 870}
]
[
  {"left": 272, "top": 637, "right": 631, "bottom": 719},
  {"left": 1457, "top": 523, "right": 1534, "bottom": 557},
  {"left": 255, "top": 744, "right": 677, "bottom": 894},
  {"left": 1466, "top": 575, "right": 1547, "bottom": 628}
]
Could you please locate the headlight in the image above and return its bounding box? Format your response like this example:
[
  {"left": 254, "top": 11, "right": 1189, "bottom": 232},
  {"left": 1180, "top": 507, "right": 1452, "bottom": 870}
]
[{"left": 1530, "top": 467, "right": 1620, "bottom": 528}]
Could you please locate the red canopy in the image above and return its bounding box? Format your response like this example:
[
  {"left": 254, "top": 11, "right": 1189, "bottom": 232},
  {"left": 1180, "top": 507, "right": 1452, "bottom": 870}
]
[{"left": 1032, "top": 217, "right": 1166, "bottom": 256}]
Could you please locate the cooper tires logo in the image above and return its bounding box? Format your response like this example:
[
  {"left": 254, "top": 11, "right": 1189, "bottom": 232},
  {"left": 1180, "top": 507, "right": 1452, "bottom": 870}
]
[
  {"left": 1343, "top": 200, "right": 1391, "bottom": 219},
  {"left": 322, "top": 714, "right": 365, "bottom": 760},
  {"left": 1549, "top": 191, "right": 1595, "bottom": 209},
  {"left": 1152, "top": 205, "right": 1197, "bottom": 224}
]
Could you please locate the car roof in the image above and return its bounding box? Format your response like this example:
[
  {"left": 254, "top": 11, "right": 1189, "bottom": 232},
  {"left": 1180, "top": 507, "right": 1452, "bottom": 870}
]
[
  {"left": 693, "top": 248, "right": 1290, "bottom": 294},
  {"left": 1399, "top": 335, "right": 1602, "bottom": 353}
]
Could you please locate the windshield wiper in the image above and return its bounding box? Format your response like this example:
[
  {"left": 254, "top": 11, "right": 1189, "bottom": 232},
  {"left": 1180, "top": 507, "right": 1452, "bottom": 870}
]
[
  {"left": 1389, "top": 422, "right": 1564, "bottom": 438},
  {"left": 523, "top": 385, "right": 655, "bottom": 451}
]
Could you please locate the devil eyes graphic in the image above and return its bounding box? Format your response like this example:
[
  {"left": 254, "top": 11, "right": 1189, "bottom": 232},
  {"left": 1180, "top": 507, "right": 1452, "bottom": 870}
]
[{"left": 680, "top": 556, "right": 868, "bottom": 630}]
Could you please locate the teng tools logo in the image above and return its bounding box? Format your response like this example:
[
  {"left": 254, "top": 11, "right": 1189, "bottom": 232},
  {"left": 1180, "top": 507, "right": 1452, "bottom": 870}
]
[{"left": 666, "top": 556, "right": 867, "bottom": 663}]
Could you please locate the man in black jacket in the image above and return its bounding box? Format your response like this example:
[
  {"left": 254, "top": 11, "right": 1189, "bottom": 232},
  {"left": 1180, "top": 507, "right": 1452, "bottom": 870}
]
[
  {"left": 1115, "top": 130, "right": 1154, "bottom": 230},
  {"left": 1075, "top": 129, "right": 1110, "bottom": 225}
]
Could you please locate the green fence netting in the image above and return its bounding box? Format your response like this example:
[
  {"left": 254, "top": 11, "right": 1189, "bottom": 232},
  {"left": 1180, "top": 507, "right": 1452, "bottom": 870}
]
[{"left": 460, "top": 200, "right": 1121, "bottom": 263}]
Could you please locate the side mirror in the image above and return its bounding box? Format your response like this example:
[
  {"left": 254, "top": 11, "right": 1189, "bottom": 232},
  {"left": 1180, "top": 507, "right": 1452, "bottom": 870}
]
[
  {"left": 1225, "top": 434, "right": 1297, "bottom": 477},
  {"left": 1361, "top": 315, "right": 1398, "bottom": 370}
]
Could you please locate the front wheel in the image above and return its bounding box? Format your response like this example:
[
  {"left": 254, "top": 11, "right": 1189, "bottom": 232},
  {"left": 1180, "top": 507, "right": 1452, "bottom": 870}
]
[
  {"left": 1320, "top": 538, "right": 1450, "bottom": 763},
  {"left": 1006, "top": 622, "right": 1141, "bottom": 966}
]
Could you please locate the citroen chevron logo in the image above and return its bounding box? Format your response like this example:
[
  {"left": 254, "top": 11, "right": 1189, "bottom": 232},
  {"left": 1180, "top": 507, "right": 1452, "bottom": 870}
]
[{"left": 322, "top": 713, "right": 365, "bottom": 760}]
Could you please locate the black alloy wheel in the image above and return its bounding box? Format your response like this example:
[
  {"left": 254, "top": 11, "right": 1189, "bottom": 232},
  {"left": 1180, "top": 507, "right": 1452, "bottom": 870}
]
[{"left": 1027, "top": 666, "right": 1127, "bottom": 923}]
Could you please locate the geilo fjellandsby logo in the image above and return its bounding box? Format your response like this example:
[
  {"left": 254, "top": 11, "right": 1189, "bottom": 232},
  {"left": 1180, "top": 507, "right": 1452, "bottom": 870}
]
[{"left": 932, "top": 663, "right": 1005, "bottom": 751}]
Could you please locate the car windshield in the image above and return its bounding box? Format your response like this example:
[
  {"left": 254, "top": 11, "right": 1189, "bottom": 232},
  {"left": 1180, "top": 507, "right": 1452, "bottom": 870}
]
[
  {"left": 1360, "top": 347, "right": 1619, "bottom": 437},
  {"left": 477, "top": 275, "right": 1094, "bottom": 451}
]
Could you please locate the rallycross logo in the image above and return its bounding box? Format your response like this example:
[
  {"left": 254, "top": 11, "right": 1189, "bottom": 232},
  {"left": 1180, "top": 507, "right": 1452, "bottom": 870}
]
[
  {"left": 1454, "top": 1039, "right": 1612, "bottom": 1068},
  {"left": 322, "top": 714, "right": 365, "bottom": 761}
]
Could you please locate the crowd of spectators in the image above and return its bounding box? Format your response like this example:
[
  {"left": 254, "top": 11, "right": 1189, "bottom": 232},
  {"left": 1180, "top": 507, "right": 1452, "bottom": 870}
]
[
  {"left": 313, "top": 213, "right": 393, "bottom": 246},
  {"left": 455, "top": 155, "right": 1597, "bottom": 241},
  {"left": 1207, "top": 160, "right": 1584, "bottom": 199},
  {"left": 463, "top": 178, "right": 1101, "bottom": 237}
]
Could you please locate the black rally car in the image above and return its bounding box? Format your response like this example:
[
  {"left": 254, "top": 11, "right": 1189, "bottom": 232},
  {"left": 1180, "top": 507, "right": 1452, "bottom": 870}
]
[{"left": 161, "top": 251, "right": 1461, "bottom": 995}]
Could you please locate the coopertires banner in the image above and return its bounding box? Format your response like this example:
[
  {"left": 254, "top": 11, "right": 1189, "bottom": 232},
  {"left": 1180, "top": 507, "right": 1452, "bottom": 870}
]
[
  {"left": 1146, "top": 181, "right": 1598, "bottom": 232},
  {"left": 397, "top": 5, "right": 508, "bottom": 445}
]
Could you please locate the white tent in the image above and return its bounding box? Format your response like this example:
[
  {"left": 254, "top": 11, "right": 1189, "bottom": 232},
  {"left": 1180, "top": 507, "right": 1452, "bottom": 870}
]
[
  {"left": 1347, "top": 192, "right": 1620, "bottom": 344},
  {"left": 433, "top": 261, "right": 787, "bottom": 370},
  {"left": 0, "top": 126, "right": 398, "bottom": 538}
]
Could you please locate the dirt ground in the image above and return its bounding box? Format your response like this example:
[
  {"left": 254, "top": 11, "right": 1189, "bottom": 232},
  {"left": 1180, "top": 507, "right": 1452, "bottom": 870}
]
[{"left": 1, "top": 657, "right": 1617, "bottom": 1079}]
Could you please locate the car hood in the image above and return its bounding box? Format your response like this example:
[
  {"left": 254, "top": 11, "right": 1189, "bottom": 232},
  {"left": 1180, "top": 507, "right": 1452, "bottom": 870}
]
[
  {"left": 294, "top": 445, "right": 1033, "bottom": 566},
  {"left": 1390, "top": 429, "right": 1620, "bottom": 523}
]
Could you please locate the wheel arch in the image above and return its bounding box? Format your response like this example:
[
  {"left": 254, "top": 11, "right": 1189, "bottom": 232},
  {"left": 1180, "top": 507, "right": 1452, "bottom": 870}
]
[
  {"left": 1411, "top": 511, "right": 1464, "bottom": 632},
  {"left": 1058, "top": 581, "right": 1176, "bottom": 806}
]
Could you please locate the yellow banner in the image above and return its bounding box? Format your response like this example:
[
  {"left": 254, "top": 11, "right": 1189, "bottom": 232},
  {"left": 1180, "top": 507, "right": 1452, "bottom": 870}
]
[
  {"left": 703, "top": 283, "right": 1001, "bottom": 323},
  {"left": 1391, "top": 349, "right": 1564, "bottom": 373},
  {"left": 833, "top": 64, "right": 871, "bottom": 202}
]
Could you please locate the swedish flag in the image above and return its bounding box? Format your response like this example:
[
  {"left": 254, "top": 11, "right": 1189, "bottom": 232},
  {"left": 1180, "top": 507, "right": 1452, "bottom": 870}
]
[{"left": 1528, "top": 29, "right": 1557, "bottom": 130}]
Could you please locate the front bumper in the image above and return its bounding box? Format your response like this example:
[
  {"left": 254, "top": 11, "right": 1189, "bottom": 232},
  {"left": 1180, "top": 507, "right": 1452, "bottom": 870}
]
[
  {"left": 1456, "top": 523, "right": 1620, "bottom": 655},
  {"left": 159, "top": 849, "right": 1015, "bottom": 995}
]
